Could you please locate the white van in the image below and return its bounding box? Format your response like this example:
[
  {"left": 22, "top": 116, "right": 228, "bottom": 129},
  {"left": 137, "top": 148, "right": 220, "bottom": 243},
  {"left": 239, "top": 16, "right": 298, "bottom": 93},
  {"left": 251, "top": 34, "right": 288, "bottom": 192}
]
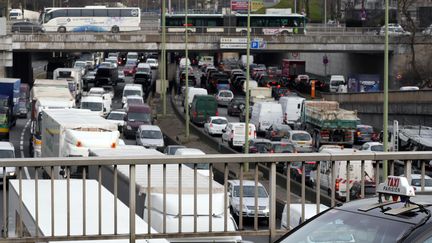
[
  {"left": 222, "top": 122, "right": 256, "bottom": 148},
  {"left": 0, "top": 142, "right": 15, "bottom": 184},
  {"left": 329, "top": 75, "right": 346, "bottom": 93},
  {"left": 278, "top": 96, "right": 305, "bottom": 127},
  {"left": 126, "top": 52, "right": 139, "bottom": 63},
  {"left": 122, "top": 84, "right": 143, "bottom": 104},
  {"left": 250, "top": 102, "right": 283, "bottom": 133},
  {"left": 175, "top": 148, "right": 210, "bottom": 177},
  {"left": 80, "top": 95, "right": 111, "bottom": 117},
  {"left": 281, "top": 204, "right": 328, "bottom": 230},
  {"left": 184, "top": 87, "right": 208, "bottom": 108},
  {"left": 309, "top": 148, "right": 376, "bottom": 200}
]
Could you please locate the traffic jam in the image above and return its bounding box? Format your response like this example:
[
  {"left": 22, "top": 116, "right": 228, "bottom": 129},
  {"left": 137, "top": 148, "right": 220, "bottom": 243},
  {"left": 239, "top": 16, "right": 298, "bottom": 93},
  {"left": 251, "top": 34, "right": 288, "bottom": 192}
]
[{"left": 1, "top": 50, "right": 432, "bottom": 242}]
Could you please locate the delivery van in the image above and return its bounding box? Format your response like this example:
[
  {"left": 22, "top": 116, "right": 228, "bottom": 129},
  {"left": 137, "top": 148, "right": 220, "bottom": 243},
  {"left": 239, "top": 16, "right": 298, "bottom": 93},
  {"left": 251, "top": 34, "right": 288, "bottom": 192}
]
[{"left": 250, "top": 102, "right": 283, "bottom": 133}]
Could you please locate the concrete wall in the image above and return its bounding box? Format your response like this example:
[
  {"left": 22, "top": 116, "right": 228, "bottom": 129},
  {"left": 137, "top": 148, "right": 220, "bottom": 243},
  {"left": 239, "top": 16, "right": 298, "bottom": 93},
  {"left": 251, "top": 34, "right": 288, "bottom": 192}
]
[{"left": 322, "top": 90, "right": 432, "bottom": 128}]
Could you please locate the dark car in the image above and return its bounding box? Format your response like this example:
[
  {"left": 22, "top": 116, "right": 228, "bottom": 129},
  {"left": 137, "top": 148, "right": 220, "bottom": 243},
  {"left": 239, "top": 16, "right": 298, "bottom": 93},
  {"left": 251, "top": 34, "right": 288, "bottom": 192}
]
[
  {"left": 11, "top": 21, "right": 44, "bottom": 33},
  {"left": 239, "top": 106, "right": 252, "bottom": 122},
  {"left": 355, "top": 124, "right": 374, "bottom": 144},
  {"left": 265, "top": 124, "right": 292, "bottom": 141},
  {"left": 284, "top": 161, "right": 316, "bottom": 186},
  {"left": 227, "top": 97, "right": 246, "bottom": 116},
  {"left": 94, "top": 67, "right": 119, "bottom": 86},
  {"left": 133, "top": 72, "right": 151, "bottom": 89},
  {"left": 123, "top": 104, "right": 153, "bottom": 139},
  {"left": 275, "top": 176, "right": 432, "bottom": 243},
  {"left": 244, "top": 138, "right": 272, "bottom": 153},
  {"left": 270, "top": 141, "right": 296, "bottom": 173}
]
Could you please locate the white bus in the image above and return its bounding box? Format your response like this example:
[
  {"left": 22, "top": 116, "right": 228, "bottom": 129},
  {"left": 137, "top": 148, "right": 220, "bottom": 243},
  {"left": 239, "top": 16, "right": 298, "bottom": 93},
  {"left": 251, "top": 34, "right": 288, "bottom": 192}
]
[{"left": 39, "top": 6, "right": 141, "bottom": 33}]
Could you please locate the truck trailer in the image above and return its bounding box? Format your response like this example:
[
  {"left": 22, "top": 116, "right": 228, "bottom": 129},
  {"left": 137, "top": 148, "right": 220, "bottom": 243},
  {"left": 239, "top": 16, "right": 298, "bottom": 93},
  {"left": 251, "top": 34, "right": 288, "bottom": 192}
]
[
  {"left": 41, "top": 109, "right": 119, "bottom": 178},
  {"left": 8, "top": 179, "right": 168, "bottom": 243},
  {"left": 0, "top": 78, "right": 20, "bottom": 140},
  {"left": 301, "top": 101, "right": 359, "bottom": 148},
  {"left": 89, "top": 146, "right": 242, "bottom": 243}
]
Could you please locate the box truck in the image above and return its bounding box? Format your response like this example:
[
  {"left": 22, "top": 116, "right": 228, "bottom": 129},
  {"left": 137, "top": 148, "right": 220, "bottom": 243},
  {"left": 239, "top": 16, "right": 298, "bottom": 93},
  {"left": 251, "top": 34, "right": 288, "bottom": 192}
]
[
  {"left": 8, "top": 179, "right": 168, "bottom": 243},
  {"left": 41, "top": 109, "right": 119, "bottom": 178},
  {"left": 0, "top": 78, "right": 20, "bottom": 140}
]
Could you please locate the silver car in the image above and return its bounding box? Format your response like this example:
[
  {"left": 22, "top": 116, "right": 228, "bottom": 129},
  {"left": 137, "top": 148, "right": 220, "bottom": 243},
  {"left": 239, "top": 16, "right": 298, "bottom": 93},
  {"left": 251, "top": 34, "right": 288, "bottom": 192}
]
[{"left": 136, "top": 125, "right": 165, "bottom": 150}]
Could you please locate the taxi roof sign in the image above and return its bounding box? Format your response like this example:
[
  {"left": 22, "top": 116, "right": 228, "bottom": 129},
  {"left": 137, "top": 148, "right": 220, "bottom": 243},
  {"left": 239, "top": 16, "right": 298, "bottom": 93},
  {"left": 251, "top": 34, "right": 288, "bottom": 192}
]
[{"left": 377, "top": 176, "right": 415, "bottom": 197}]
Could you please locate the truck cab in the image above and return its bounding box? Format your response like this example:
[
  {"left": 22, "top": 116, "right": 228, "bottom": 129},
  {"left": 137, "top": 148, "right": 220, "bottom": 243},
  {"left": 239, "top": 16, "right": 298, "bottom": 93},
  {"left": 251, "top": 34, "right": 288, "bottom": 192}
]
[{"left": 329, "top": 75, "right": 346, "bottom": 93}]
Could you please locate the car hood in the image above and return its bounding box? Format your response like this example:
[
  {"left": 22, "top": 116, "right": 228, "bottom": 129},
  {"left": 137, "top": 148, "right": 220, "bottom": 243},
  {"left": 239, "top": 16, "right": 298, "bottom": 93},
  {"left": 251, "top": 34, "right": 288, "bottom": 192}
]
[
  {"left": 138, "top": 138, "right": 164, "bottom": 147},
  {"left": 232, "top": 197, "right": 269, "bottom": 208}
]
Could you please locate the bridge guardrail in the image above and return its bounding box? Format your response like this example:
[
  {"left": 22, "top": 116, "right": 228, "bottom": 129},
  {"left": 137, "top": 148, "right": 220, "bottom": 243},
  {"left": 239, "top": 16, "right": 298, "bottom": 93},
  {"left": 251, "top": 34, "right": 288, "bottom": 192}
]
[{"left": 0, "top": 152, "right": 430, "bottom": 242}]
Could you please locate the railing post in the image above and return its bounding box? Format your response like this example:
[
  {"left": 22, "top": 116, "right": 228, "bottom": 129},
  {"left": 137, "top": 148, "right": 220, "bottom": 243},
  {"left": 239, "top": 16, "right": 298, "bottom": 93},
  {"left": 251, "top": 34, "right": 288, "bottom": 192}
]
[
  {"left": 129, "top": 164, "right": 136, "bottom": 243},
  {"left": 269, "top": 162, "right": 276, "bottom": 241}
]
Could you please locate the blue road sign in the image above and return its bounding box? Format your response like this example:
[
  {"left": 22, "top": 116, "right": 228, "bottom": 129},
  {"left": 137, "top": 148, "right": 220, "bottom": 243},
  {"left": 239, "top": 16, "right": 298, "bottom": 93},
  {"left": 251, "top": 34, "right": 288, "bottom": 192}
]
[{"left": 251, "top": 41, "right": 259, "bottom": 49}]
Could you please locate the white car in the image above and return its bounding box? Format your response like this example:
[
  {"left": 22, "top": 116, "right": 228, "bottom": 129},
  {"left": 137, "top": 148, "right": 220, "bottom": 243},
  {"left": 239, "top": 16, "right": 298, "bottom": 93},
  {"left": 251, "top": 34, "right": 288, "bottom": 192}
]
[
  {"left": 282, "top": 130, "right": 313, "bottom": 152},
  {"left": 402, "top": 174, "right": 432, "bottom": 192},
  {"left": 360, "top": 142, "right": 384, "bottom": 152},
  {"left": 0, "top": 142, "right": 16, "bottom": 184},
  {"left": 146, "top": 58, "right": 159, "bottom": 69},
  {"left": 105, "top": 110, "right": 126, "bottom": 132},
  {"left": 215, "top": 90, "right": 234, "bottom": 106},
  {"left": 204, "top": 116, "right": 228, "bottom": 136},
  {"left": 122, "top": 84, "right": 143, "bottom": 104},
  {"left": 123, "top": 95, "right": 144, "bottom": 110},
  {"left": 422, "top": 24, "right": 432, "bottom": 35},
  {"left": 228, "top": 180, "right": 270, "bottom": 224},
  {"left": 379, "top": 24, "right": 411, "bottom": 36},
  {"left": 136, "top": 125, "right": 164, "bottom": 151}
]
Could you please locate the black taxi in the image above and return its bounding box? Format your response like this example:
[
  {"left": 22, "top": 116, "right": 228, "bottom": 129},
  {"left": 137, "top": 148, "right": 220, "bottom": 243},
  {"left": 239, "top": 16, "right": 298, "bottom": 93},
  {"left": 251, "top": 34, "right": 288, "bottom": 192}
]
[{"left": 276, "top": 176, "right": 432, "bottom": 243}]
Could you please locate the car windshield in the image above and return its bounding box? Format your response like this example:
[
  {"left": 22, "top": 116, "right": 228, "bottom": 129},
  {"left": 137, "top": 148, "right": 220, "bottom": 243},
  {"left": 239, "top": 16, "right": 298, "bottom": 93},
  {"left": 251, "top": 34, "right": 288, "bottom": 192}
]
[
  {"left": 74, "top": 62, "right": 86, "bottom": 68},
  {"left": 0, "top": 149, "right": 14, "bottom": 158},
  {"left": 107, "top": 113, "right": 124, "bottom": 120},
  {"left": 212, "top": 118, "right": 227, "bottom": 125},
  {"left": 233, "top": 185, "right": 268, "bottom": 198},
  {"left": 141, "top": 130, "right": 162, "bottom": 139},
  {"left": 124, "top": 90, "right": 141, "bottom": 97},
  {"left": 254, "top": 143, "right": 271, "bottom": 153},
  {"left": 278, "top": 209, "right": 409, "bottom": 243},
  {"left": 128, "top": 112, "right": 151, "bottom": 122},
  {"left": 331, "top": 80, "right": 345, "bottom": 86},
  {"left": 81, "top": 102, "right": 102, "bottom": 111},
  {"left": 371, "top": 145, "right": 384, "bottom": 152},
  {"left": 411, "top": 178, "right": 432, "bottom": 187},
  {"left": 292, "top": 133, "right": 311, "bottom": 141},
  {"left": 147, "top": 60, "right": 156, "bottom": 64}
]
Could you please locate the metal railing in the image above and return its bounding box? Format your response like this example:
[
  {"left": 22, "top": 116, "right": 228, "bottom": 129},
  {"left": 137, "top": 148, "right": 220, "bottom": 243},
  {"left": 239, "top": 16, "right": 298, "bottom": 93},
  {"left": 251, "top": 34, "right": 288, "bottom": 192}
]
[{"left": 0, "top": 151, "right": 430, "bottom": 242}]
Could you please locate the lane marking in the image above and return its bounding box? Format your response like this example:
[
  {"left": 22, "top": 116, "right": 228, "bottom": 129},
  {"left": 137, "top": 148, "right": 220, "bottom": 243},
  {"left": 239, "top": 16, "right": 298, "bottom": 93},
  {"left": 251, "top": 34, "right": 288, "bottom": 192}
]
[{"left": 20, "top": 119, "right": 31, "bottom": 179}]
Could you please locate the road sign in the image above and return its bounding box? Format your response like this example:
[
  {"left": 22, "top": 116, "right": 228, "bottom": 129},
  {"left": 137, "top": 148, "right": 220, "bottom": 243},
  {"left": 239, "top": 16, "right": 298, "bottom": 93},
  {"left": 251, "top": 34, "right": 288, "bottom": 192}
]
[{"left": 251, "top": 40, "right": 259, "bottom": 49}]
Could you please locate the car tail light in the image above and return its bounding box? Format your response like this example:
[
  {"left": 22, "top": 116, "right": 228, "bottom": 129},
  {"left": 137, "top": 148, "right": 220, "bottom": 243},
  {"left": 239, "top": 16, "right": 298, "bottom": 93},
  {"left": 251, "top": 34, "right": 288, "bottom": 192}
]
[
  {"left": 335, "top": 179, "right": 340, "bottom": 191},
  {"left": 216, "top": 111, "right": 219, "bottom": 116},
  {"left": 76, "top": 141, "right": 82, "bottom": 147},
  {"left": 193, "top": 111, "right": 197, "bottom": 117},
  {"left": 111, "top": 142, "right": 116, "bottom": 148}
]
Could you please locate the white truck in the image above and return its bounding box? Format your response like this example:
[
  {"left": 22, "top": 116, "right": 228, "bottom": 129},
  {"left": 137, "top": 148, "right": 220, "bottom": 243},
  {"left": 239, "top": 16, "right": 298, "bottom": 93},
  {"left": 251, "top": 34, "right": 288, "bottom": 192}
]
[
  {"left": 9, "top": 8, "right": 40, "bottom": 21},
  {"left": 89, "top": 146, "right": 242, "bottom": 243},
  {"left": 8, "top": 179, "right": 168, "bottom": 243},
  {"left": 309, "top": 148, "right": 376, "bottom": 200},
  {"left": 53, "top": 68, "right": 83, "bottom": 101},
  {"left": 29, "top": 85, "right": 75, "bottom": 158},
  {"left": 249, "top": 87, "right": 274, "bottom": 104},
  {"left": 80, "top": 94, "right": 111, "bottom": 117},
  {"left": 41, "top": 109, "right": 120, "bottom": 178}
]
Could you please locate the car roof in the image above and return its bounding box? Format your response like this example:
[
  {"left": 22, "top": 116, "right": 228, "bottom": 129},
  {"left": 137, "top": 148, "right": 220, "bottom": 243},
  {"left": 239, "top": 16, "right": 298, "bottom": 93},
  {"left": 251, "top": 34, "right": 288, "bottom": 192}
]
[
  {"left": 0, "top": 142, "right": 14, "bottom": 150},
  {"left": 209, "top": 116, "right": 227, "bottom": 120},
  {"left": 363, "top": 142, "right": 383, "bottom": 146},
  {"left": 138, "top": 125, "right": 161, "bottom": 131},
  {"left": 228, "top": 179, "right": 265, "bottom": 187},
  {"left": 174, "top": 148, "right": 205, "bottom": 155},
  {"left": 124, "top": 84, "right": 142, "bottom": 90},
  {"left": 109, "top": 110, "right": 126, "bottom": 114},
  {"left": 126, "top": 95, "right": 143, "bottom": 100},
  {"left": 251, "top": 138, "right": 272, "bottom": 143},
  {"left": 334, "top": 195, "right": 432, "bottom": 225}
]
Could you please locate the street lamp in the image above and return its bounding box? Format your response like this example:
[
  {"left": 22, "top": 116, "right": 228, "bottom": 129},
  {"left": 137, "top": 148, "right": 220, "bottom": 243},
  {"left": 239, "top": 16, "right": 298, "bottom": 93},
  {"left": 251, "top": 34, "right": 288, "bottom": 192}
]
[
  {"left": 161, "top": 0, "right": 167, "bottom": 116},
  {"left": 185, "top": 0, "right": 190, "bottom": 139},
  {"left": 383, "top": 0, "right": 389, "bottom": 180},
  {"left": 244, "top": 0, "right": 251, "bottom": 170}
]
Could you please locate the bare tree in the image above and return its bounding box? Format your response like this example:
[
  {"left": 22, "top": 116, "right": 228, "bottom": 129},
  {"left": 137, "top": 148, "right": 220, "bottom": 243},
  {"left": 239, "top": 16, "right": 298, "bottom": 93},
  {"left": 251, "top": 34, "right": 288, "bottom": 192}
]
[{"left": 398, "top": 0, "right": 421, "bottom": 83}]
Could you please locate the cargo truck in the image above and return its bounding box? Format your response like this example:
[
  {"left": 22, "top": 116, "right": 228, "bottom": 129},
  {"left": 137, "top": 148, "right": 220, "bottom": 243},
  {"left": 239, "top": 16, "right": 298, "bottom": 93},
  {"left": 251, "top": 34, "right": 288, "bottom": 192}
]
[
  {"left": 281, "top": 59, "right": 306, "bottom": 87},
  {"left": 41, "top": 109, "right": 119, "bottom": 178},
  {"left": 0, "top": 78, "right": 21, "bottom": 140},
  {"left": 9, "top": 9, "right": 40, "bottom": 21},
  {"left": 29, "top": 83, "right": 75, "bottom": 157},
  {"left": 89, "top": 146, "right": 242, "bottom": 243},
  {"left": 53, "top": 68, "right": 83, "bottom": 101},
  {"left": 301, "top": 101, "right": 360, "bottom": 148},
  {"left": 8, "top": 179, "right": 169, "bottom": 243}
]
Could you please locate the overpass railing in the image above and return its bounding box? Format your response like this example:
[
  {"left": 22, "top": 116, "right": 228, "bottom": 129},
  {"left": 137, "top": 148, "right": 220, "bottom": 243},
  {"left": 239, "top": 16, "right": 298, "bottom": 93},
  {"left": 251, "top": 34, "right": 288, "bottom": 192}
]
[{"left": 0, "top": 151, "right": 430, "bottom": 243}]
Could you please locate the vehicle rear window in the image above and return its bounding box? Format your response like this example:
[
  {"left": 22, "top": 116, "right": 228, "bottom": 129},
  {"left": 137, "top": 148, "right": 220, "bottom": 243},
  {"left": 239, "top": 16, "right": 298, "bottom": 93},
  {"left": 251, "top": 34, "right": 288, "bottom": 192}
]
[
  {"left": 411, "top": 178, "right": 432, "bottom": 187},
  {"left": 292, "top": 133, "right": 311, "bottom": 141},
  {"left": 0, "top": 149, "right": 14, "bottom": 158},
  {"left": 212, "top": 118, "right": 227, "bottom": 125},
  {"left": 233, "top": 185, "right": 268, "bottom": 198},
  {"left": 141, "top": 130, "right": 162, "bottom": 139},
  {"left": 358, "top": 127, "right": 373, "bottom": 133},
  {"left": 371, "top": 145, "right": 384, "bottom": 152},
  {"left": 124, "top": 90, "right": 141, "bottom": 97}
]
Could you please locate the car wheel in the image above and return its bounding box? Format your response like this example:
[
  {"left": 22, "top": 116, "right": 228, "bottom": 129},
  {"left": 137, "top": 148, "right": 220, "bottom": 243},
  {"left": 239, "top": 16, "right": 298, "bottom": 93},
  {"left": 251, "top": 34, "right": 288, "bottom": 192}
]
[
  {"left": 58, "top": 26, "right": 66, "bottom": 33},
  {"left": 111, "top": 26, "right": 120, "bottom": 33}
]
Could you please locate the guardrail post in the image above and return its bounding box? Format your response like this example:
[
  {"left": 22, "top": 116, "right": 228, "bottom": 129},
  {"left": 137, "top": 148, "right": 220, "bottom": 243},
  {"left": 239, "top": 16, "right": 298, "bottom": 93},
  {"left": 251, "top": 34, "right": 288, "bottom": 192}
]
[
  {"left": 130, "top": 164, "right": 136, "bottom": 243},
  {"left": 269, "top": 162, "right": 276, "bottom": 241}
]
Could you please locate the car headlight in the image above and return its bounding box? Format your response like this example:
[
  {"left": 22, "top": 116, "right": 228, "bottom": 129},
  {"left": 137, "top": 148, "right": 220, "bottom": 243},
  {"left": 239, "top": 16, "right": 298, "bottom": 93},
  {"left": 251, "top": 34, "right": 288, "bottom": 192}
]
[{"left": 126, "top": 125, "right": 132, "bottom": 130}]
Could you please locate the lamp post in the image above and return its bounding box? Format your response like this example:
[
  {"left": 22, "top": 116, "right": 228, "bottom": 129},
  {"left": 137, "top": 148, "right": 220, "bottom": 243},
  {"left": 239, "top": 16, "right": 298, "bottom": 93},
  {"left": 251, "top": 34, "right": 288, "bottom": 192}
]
[
  {"left": 161, "top": 0, "right": 167, "bottom": 116},
  {"left": 244, "top": 0, "right": 251, "bottom": 172},
  {"left": 383, "top": 0, "right": 389, "bottom": 179},
  {"left": 185, "top": 0, "right": 190, "bottom": 139}
]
